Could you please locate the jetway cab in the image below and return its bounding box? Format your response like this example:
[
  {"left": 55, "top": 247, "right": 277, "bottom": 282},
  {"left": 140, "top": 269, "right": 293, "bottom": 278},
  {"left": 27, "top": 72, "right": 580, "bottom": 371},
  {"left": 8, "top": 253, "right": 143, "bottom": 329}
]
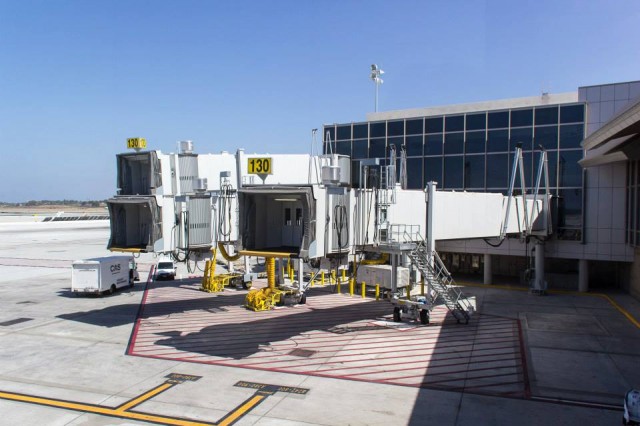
[{"left": 238, "top": 187, "right": 315, "bottom": 258}]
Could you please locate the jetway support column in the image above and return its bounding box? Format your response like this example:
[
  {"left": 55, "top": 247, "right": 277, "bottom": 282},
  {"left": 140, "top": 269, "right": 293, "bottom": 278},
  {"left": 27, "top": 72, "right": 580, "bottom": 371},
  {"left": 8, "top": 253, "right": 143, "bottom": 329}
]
[
  {"left": 483, "top": 253, "right": 492, "bottom": 285},
  {"left": 579, "top": 259, "right": 589, "bottom": 293},
  {"left": 532, "top": 241, "right": 546, "bottom": 292}
]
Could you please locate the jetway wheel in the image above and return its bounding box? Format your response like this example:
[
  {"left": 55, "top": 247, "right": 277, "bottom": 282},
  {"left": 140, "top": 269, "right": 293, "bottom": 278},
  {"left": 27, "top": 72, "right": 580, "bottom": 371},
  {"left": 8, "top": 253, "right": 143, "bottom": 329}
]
[
  {"left": 298, "top": 294, "right": 306, "bottom": 305},
  {"left": 420, "top": 309, "right": 429, "bottom": 325},
  {"left": 393, "top": 307, "right": 401, "bottom": 322}
]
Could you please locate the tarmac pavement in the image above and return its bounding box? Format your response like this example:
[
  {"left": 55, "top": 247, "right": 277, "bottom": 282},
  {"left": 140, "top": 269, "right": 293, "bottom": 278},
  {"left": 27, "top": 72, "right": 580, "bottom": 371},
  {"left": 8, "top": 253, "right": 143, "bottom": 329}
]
[{"left": 0, "top": 220, "right": 638, "bottom": 425}]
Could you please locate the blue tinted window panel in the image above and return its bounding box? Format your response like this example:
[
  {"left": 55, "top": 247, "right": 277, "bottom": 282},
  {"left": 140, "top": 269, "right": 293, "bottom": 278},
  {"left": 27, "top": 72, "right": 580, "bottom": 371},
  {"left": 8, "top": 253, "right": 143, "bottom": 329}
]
[
  {"left": 353, "top": 124, "right": 368, "bottom": 139},
  {"left": 424, "top": 157, "right": 443, "bottom": 185},
  {"left": 464, "top": 155, "right": 485, "bottom": 189},
  {"left": 465, "top": 131, "right": 486, "bottom": 154},
  {"left": 406, "top": 118, "right": 424, "bottom": 135},
  {"left": 445, "top": 115, "right": 464, "bottom": 132},
  {"left": 387, "top": 120, "right": 404, "bottom": 136},
  {"left": 511, "top": 109, "right": 533, "bottom": 127},
  {"left": 324, "top": 126, "right": 336, "bottom": 142},
  {"left": 466, "top": 113, "right": 486, "bottom": 131},
  {"left": 334, "top": 141, "right": 351, "bottom": 156},
  {"left": 337, "top": 125, "right": 351, "bottom": 140},
  {"left": 559, "top": 150, "right": 583, "bottom": 187},
  {"left": 558, "top": 188, "right": 582, "bottom": 228},
  {"left": 405, "top": 135, "right": 423, "bottom": 157},
  {"left": 488, "top": 111, "right": 509, "bottom": 129},
  {"left": 425, "top": 117, "right": 443, "bottom": 133},
  {"left": 487, "top": 129, "right": 509, "bottom": 153},
  {"left": 406, "top": 158, "right": 423, "bottom": 190},
  {"left": 444, "top": 156, "right": 464, "bottom": 189},
  {"left": 535, "top": 125, "right": 558, "bottom": 150},
  {"left": 351, "top": 160, "right": 361, "bottom": 187},
  {"left": 352, "top": 139, "right": 368, "bottom": 159},
  {"left": 510, "top": 127, "right": 533, "bottom": 151},
  {"left": 560, "top": 124, "right": 584, "bottom": 149},
  {"left": 369, "top": 138, "right": 386, "bottom": 158},
  {"left": 535, "top": 106, "right": 559, "bottom": 125},
  {"left": 486, "top": 154, "right": 509, "bottom": 189},
  {"left": 425, "top": 134, "right": 443, "bottom": 156},
  {"left": 444, "top": 132, "right": 464, "bottom": 155},
  {"left": 560, "top": 104, "right": 585, "bottom": 124},
  {"left": 370, "top": 122, "right": 386, "bottom": 138}
]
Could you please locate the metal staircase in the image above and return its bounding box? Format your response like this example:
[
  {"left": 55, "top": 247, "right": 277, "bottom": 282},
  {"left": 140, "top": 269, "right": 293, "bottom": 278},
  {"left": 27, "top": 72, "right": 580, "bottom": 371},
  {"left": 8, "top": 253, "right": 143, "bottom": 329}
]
[{"left": 407, "top": 239, "right": 474, "bottom": 324}]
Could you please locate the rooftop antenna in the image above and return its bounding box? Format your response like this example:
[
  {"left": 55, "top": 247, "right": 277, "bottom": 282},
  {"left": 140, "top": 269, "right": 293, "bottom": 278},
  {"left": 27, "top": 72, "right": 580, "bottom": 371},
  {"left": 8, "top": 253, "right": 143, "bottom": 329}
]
[{"left": 370, "top": 64, "right": 384, "bottom": 112}]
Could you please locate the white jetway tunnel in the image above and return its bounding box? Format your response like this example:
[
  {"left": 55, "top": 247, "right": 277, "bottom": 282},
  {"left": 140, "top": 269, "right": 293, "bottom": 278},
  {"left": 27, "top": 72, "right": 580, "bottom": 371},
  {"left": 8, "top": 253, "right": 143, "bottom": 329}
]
[
  {"left": 116, "top": 151, "right": 164, "bottom": 196},
  {"left": 107, "top": 197, "right": 162, "bottom": 252},
  {"left": 237, "top": 187, "right": 317, "bottom": 258}
]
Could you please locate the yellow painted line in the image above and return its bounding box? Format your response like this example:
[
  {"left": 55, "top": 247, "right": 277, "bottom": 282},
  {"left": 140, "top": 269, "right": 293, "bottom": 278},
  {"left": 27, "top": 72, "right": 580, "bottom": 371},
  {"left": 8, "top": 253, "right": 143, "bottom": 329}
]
[
  {"left": 116, "top": 382, "right": 174, "bottom": 412},
  {"left": 0, "top": 390, "right": 214, "bottom": 426},
  {"left": 217, "top": 394, "right": 266, "bottom": 426},
  {"left": 458, "top": 281, "right": 640, "bottom": 329}
]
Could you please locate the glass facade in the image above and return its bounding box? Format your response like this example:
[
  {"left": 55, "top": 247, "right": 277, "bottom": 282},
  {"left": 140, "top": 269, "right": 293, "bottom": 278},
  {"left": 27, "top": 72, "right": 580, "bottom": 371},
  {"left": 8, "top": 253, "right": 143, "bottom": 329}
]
[{"left": 323, "top": 102, "right": 586, "bottom": 240}]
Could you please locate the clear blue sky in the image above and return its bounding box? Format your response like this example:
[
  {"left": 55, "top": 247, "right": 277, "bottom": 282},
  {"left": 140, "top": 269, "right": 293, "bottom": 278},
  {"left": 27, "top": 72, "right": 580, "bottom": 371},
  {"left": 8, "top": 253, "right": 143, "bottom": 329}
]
[{"left": 1, "top": 0, "right": 639, "bottom": 202}]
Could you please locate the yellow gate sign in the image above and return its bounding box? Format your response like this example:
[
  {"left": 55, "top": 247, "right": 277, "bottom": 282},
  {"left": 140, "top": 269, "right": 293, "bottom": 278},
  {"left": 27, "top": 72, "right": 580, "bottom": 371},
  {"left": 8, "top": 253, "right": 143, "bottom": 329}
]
[
  {"left": 127, "top": 138, "right": 147, "bottom": 150},
  {"left": 247, "top": 157, "right": 272, "bottom": 175}
]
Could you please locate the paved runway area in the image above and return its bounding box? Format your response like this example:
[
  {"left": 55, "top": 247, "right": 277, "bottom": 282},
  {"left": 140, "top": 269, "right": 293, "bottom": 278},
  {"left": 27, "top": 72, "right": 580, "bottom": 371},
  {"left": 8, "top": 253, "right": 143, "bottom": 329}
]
[{"left": 0, "top": 220, "right": 638, "bottom": 425}]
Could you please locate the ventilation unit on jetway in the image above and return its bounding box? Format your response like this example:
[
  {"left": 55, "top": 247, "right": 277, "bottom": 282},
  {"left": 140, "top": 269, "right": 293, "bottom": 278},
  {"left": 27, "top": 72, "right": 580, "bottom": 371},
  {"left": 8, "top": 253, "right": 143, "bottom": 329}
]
[
  {"left": 107, "top": 197, "right": 162, "bottom": 252},
  {"left": 116, "top": 151, "right": 163, "bottom": 196},
  {"left": 175, "top": 195, "right": 213, "bottom": 250}
]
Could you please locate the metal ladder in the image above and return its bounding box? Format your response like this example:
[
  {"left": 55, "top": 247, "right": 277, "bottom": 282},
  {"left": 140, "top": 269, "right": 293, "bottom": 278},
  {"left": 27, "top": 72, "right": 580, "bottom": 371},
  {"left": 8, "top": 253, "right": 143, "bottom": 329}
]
[{"left": 407, "top": 239, "right": 474, "bottom": 323}]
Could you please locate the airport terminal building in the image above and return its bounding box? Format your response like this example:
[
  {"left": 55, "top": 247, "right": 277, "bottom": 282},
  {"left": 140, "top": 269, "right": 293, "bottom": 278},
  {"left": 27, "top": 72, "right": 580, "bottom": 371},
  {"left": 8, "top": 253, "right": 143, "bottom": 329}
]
[{"left": 323, "top": 80, "right": 640, "bottom": 298}]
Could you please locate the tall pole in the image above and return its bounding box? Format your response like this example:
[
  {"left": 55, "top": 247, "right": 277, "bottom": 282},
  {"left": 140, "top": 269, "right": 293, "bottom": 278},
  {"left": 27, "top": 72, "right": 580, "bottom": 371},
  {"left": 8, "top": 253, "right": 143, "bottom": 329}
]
[{"left": 370, "top": 64, "right": 384, "bottom": 113}]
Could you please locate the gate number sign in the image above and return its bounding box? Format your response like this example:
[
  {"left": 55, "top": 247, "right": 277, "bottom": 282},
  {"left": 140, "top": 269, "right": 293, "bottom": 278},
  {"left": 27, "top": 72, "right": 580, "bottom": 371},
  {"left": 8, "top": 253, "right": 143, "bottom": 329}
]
[{"left": 248, "top": 158, "right": 272, "bottom": 175}]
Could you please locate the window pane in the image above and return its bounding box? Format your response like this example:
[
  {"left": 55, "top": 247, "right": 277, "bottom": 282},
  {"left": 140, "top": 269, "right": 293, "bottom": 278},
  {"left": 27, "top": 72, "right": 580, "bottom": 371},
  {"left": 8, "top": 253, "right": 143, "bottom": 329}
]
[
  {"left": 445, "top": 115, "right": 464, "bottom": 132},
  {"left": 488, "top": 111, "right": 509, "bottom": 129},
  {"left": 535, "top": 125, "right": 558, "bottom": 150},
  {"left": 444, "top": 132, "right": 464, "bottom": 155},
  {"left": 510, "top": 151, "right": 533, "bottom": 187},
  {"left": 352, "top": 139, "right": 368, "bottom": 159},
  {"left": 425, "top": 116, "right": 443, "bottom": 133},
  {"left": 334, "top": 141, "right": 351, "bottom": 156},
  {"left": 559, "top": 150, "right": 583, "bottom": 187},
  {"left": 464, "top": 155, "right": 485, "bottom": 189},
  {"left": 558, "top": 188, "right": 582, "bottom": 228},
  {"left": 353, "top": 124, "right": 368, "bottom": 139},
  {"left": 323, "top": 125, "right": 336, "bottom": 142},
  {"left": 387, "top": 120, "right": 404, "bottom": 136},
  {"left": 511, "top": 127, "right": 533, "bottom": 151},
  {"left": 369, "top": 138, "right": 386, "bottom": 158},
  {"left": 337, "top": 125, "right": 351, "bottom": 140},
  {"left": 406, "top": 118, "right": 424, "bottom": 135},
  {"left": 370, "top": 122, "right": 386, "bottom": 138},
  {"left": 487, "top": 129, "right": 509, "bottom": 153},
  {"left": 560, "top": 124, "right": 584, "bottom": 149},
  {"left": 486, "top": 154, "right": 509, "bottom": 188},
  {"left": 511, "top": 109, "right": 533, "bottom": 127},
  {"left": 405, "top": 135, "right": 423, "bottom": 156},
  {"left": 425, "top": 134, "right": 443, "bottom": 156},
  {"left": 406, "top": 158, "right": 423, "bottom": 189},
  {"left": 560, "top": 104, "right": 585, "bottom": 124},
  {"left": 535, "top": 106, "right": 559, "bottom": 125},
  {"left": 424, "top": 157, "right": 442, "bottom": 185},
  {"left": 466, "top": 113, "right": 486, "bottom": 131},
  {"left": 466, "top": 131, "right": 485, "bottom": 154},
  {"left": 444, "top": 156, "right": 464, "bottom": 189}
]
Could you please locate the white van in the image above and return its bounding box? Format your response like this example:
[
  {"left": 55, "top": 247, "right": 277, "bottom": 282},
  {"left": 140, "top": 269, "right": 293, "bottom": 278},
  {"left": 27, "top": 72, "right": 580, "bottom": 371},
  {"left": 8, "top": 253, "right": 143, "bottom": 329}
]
[{"left": 72, "top": 256, "right": 133, "bottom": 295}]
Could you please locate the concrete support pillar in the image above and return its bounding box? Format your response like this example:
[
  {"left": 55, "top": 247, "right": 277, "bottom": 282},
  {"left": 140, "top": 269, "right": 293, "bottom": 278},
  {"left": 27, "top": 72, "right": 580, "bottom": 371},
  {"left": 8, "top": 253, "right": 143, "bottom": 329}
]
[
  {"left": 483, "top": 253, "right": 492, "bottom": 285},
  {"left": 533, "top": 241, "right": 546, "bottom": 292},
  {"left": 244, "top": 256, "right": 250, "bottom": 275},
  {"left": 578, "top": 259, "right": 589, "bottom": 293},
  {"left": 391, "top": 254, "right": 398, "bottom": 294}
]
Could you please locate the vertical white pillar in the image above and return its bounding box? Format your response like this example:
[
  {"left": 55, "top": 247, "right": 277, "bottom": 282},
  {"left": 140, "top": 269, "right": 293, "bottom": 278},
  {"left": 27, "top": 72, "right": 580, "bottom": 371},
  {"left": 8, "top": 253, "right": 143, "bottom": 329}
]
[
  {"left": 298, "top": 258, "right": 304, "bottom": 292},
  {"left": 484, "top": 253, "right": 492, "bottom": 285},
  {"left": 578, "top": 259, "right": 589, "bottom": 293}
]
